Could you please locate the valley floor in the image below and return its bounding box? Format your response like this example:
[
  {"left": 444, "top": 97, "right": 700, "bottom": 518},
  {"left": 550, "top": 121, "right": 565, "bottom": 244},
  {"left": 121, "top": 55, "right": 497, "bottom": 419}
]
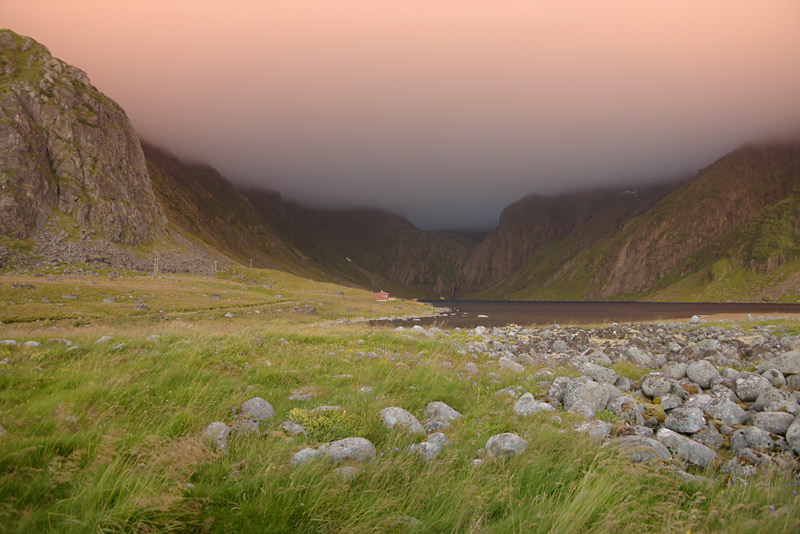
[{"left": 0, "top": 269, "right": 798, "bottom": 533}]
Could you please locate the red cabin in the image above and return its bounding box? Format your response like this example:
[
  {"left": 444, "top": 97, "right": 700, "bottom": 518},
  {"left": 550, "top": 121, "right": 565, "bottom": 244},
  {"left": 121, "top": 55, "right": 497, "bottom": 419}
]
[{"left": 374, "top": 291, "right": 389, "bottom": 301}]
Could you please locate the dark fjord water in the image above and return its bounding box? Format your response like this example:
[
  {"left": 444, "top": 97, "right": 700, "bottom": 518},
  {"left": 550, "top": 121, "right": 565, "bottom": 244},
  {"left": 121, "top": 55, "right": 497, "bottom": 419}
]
[{"left": 374, "top": 300, "right": 800, "bottom": 329}]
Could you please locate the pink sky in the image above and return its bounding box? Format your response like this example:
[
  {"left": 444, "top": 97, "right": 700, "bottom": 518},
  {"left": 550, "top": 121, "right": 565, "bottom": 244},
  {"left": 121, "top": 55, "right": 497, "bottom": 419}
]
[{"left": 4, "top": 1, "right": 800, "bottom": 228}]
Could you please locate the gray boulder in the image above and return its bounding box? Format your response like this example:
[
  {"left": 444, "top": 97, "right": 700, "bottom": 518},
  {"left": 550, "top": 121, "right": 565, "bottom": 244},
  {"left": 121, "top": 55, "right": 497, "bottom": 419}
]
[
  {"left": 663, "top": 362, "right": 688, "bottom": 380},
  {"left": 201, "top": 422, "right": 231, "bottom": 453},
  {"left": 242, "top": 398, "right": 275, "bottom": 421},
  {"left": 660, "top": 394, "right": 683, "bottom": 411},
  {"left": 703, "top": 396, "right": 747, "bottom": 425},
  {"left": 317, "top": 437, "right": 377, "bottom": 463},
  {"left": 761, "top": 369, "right": 786, "bottom": 388},
  {"left": 721, "top": 458, "right": 758, "bottom": 478},
  {"left": 752, "top": 388, "right": 790, "bottom": 412},
  {"left": 656, "top": 428, "right": 718, "bottom": 469},
  {"left": 616, "top": 435, "right": 671, "bottom": 463},
  {"left": 409, "top": 432, "right": 449, "bottom": 462},
  {"left": 513, "top": 392, "right": 554, "bottom": 416},
  {"left": 641, "top": 375, "right": 671, "bottom": 398},
  {"left": 574, "top": 420, "right": 611, "bottom": 442},
  {"left": 564, "top": 376, "right": 609, "bottom": 418},
  {"left": 581, "top": 362, "right": 617, "bottom": 384},
  {"left": 787, "top": 374, "right": 800, "bottom": 389},
  {"left": 424, "top": 401, "right": 463, "bottom": 421},
  {"left": 615, "top": 376, "right": 634, "bottom": 392},
  {"left": 752, "top": 412, "right": 795, "bottom": 436},
  {"left": 291, "top": 447, "right": 321, "bottom": 467},
  {"left": 692, "top": 427, "right": 724, "bottom": 451},
  {"left": 730, "top": 427, "right": 773, "bottom": 455},
  {"left": 380, "top": 407, "right": 425, "bottom": 435},
  {"left": 686, "top": 360, "right": 719, "bottom": 389},
  {"left": 626, "top": 347, "right": 652, "bottom": 367},
  {"left": 665, "top": 406, "right": 706, "bottom": 434},
  {"left": 757, "top": 351, "right": 800, "bottom": 375},
  {"left": 485, "top": 433, "right": 527, "bottom": 459},
  {"left": 735, "top": 372, "right": 772, "bottom": 402},
  {"left": 607, "top": 395, "right": 645, "bottom": 425},
  {"left": 786, "top": 419, "right": 800, "bottom": 455},
  {"left": 498, "top": 357, "right": 525, "bottom": 373},
  {"left": 281, "top": 421, "right": 307, "bottom": 436}
]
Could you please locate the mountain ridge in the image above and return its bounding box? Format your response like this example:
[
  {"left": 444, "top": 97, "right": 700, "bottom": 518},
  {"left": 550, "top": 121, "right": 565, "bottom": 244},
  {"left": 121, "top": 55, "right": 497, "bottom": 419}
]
[{"left": 3, "top": 29, "right": 800, "bottom": 302}]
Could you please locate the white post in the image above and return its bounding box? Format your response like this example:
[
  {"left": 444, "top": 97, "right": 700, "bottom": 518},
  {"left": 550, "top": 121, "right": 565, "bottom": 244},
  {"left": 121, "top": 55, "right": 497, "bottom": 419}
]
[
  {"left": 249, "top": 259, "right": 253, "bottom": 269},
  {"left": 68, "top": 243, "right": 71, "bottom": 263},
  {"left": 214, "top": 261, "right": 218, "bottom": 273}
]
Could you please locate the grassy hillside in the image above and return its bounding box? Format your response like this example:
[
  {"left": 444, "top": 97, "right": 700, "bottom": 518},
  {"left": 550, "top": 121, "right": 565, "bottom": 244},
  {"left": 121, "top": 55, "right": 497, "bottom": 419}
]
[
  {"left": 484, "top": 143, "right": 800, "bottom": 302},
  {"left": 2, "top": 271, "right": 799, "bottom": 532},
  {"left": 144, "top": 144, "right": 318, "bottom": 276}
]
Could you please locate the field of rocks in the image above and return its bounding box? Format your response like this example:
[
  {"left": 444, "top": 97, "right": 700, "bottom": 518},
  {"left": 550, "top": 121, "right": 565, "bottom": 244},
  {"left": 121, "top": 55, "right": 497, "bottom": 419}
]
[{"left": 1, "top": 270, "right": 799, "bottom": 533}]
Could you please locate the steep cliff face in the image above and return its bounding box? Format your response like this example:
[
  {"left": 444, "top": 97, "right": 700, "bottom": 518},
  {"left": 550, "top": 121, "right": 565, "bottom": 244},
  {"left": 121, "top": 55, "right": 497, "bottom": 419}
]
[
  {"left": 0, "top": 30, "right": 165, "bottom": 246},
  {"left": 459, "top": 186, "right": 674, "bottom": 295},
  {"left": 524, "top": 143, "right": 800, "bottom": 299},
  {"left": 293, "top": 208, "right": 474, "bottom": 297}
]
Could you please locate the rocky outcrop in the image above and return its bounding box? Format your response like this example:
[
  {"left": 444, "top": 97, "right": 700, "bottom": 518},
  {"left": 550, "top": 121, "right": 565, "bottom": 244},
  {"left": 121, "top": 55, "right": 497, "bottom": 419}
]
[{"left": 0, "top": 30, "right": 166, "bottom": 245}]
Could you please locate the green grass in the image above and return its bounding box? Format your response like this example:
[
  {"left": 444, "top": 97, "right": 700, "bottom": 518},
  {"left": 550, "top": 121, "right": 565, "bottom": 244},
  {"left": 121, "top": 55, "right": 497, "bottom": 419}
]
[{"left": 0, "top": 271, "right": 798, "bottom": 532}]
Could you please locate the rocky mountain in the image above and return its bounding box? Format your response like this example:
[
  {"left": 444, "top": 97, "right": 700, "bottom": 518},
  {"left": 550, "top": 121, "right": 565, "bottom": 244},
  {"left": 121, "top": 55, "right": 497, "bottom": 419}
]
[
  {"left": 489, "top": 142, "right": 800, "bottom": 301},
  {"left": 4, "top": 29, "right": 800, "bottom": 302},
  {"left": 459, "top": 184, "right": 676, "bottom": 296},
  {"left": 143, "top": 142, "right": 314, "bottom": 275},
  {"left": 0, "top": 30, "right": 165, "bottom": 247}
]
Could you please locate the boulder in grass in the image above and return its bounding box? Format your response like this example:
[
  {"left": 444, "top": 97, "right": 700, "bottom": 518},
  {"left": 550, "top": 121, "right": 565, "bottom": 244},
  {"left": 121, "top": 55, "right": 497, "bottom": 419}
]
[
  {"left": 513, "top": 392, "right": 551, "bottom": 416},
  {"left": 424, "top": 401, "right": 462, "bottom": 422},
  {"left": 317, "top": 437, "right": 376, "bottom": 463},
  {"left": 563, "top": 377, "right": 609, "bottom": 418},
  {"left": 241, "top": 398, "right": 275, "bottom": 422},
  {"left": 485, "top": 433, "right": 527, "bottom": 459},
  {"left": 202, "top": 422, "right": 231, "bottom": 453},
  {"left": 581, "top": 362, "right": 617, "bottom": 384},
  {"left": 498, "top": 357, "right": 525, "bottom": 373},
  {"left": 409, "top": 432, "right": 449, "bottom": 462},
  {"left": 380, "top": 407, "right": 425, "bottom": 435},
  {"left": 730, "top": 427, "right": 773, "bottom": 455},
  {"left": 607, "top": 395, "right": 645, "bottom": 425},
  {"left": 291, "top": 447, "right": 321, "bottom": 467},
  {"left": 656, "top": 428, "right": 718, "bottom": 469},
  {"left": 574, "top": 420, "right": 611, "bottom": 442},
  {"left": 616, "top": 435, "right": 671, "bottom": 464}
]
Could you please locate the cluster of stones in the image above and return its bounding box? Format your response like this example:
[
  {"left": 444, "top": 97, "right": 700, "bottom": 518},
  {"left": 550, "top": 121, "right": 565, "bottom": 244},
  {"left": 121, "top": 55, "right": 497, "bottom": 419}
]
[
  {"left": 201, "top": 396, "right": 524, "bottom": 481},
  {"left": 453, "top": 319, "right": 800, "bottom": 475}
]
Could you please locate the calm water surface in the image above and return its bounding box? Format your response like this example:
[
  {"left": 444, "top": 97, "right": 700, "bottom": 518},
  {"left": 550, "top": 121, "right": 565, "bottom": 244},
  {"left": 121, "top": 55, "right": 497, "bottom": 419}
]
[{"left": 375, "top": 300, "right": 800, "bottom": 329}]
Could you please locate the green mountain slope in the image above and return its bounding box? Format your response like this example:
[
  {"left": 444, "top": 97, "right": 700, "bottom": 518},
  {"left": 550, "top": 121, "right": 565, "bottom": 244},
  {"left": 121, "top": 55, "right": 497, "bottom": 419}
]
[{"left": 490, "top": 143, "right": 800, "bottom": 301}]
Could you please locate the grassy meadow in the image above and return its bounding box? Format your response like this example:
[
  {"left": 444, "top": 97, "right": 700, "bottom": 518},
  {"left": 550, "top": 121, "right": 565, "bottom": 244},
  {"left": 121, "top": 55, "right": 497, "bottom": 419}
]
[{"left": 0, "top": 267, "right": 798, "bottom": 533}]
